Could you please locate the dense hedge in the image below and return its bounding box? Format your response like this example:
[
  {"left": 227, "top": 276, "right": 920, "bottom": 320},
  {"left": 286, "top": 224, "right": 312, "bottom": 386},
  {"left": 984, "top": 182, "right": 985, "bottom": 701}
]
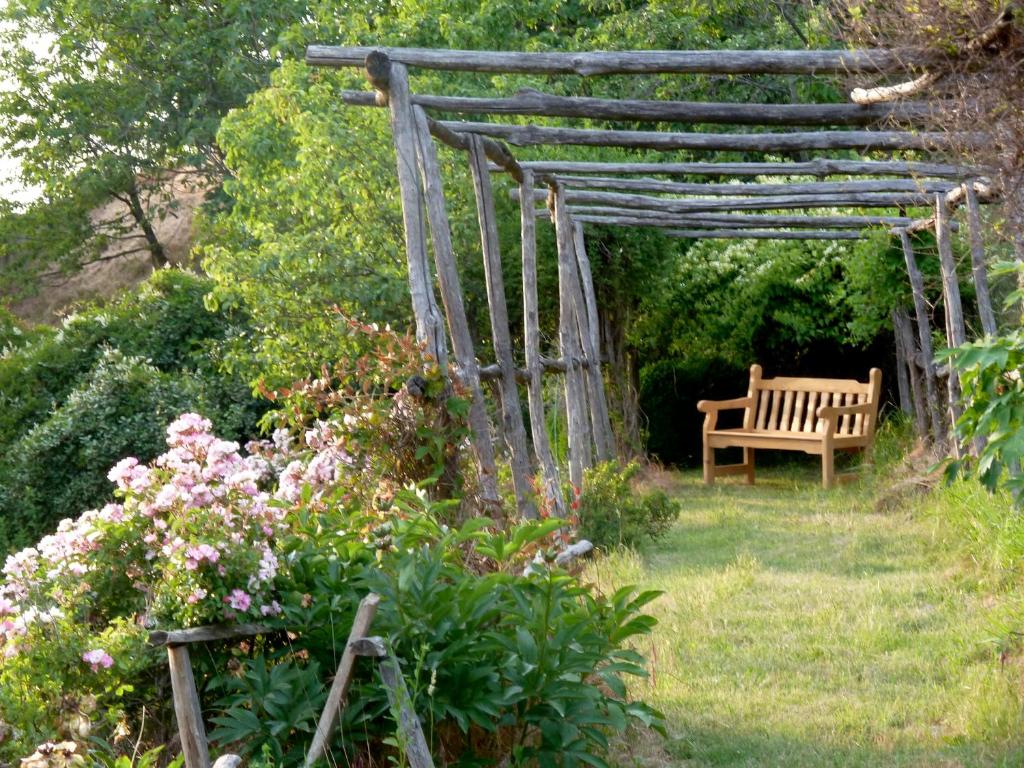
[{"left": 0, "top": 270, "right": 266, "bottom": 550}]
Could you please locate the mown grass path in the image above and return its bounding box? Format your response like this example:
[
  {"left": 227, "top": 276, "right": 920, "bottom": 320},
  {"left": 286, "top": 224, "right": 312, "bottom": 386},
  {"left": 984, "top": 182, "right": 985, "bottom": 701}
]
[{"left": 593, "top": 468, "right": 1024, "bottom": 767}]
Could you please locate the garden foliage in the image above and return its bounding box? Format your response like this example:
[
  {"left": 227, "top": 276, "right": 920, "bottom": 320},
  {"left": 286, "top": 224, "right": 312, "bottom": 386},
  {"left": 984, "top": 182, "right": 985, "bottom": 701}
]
[{"left": 576, "top": 462, "right": 680, "bottom": 550}]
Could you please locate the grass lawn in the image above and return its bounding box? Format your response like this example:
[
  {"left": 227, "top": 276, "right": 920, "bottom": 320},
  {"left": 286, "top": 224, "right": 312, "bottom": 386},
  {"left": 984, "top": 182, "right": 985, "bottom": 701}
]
[{"left": 592, "top": 463, "right": 1024, "bottom": 768}]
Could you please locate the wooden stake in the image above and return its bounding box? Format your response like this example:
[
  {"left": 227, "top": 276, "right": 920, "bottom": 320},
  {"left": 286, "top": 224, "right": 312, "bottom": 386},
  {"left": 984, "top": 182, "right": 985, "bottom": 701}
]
[
  {"left": 409, "top": 105, "right": 502, "bottom": 509},
  {"left": 894, "top": 309, "right": 929, "bottom": 438},
  {"left": 304, "top": 594, "right": 381, "bottom": 767},
  {"left": 467, "top": 134, "right": 537, "bottom": 517},
  {"left": 935, "top": 194, "right": 966, "bottom": 456},
  {"left": 572, "top": 222, "right": 616, "bottom": 461},
  {"left": 553, "top": 184, "right": 593, "bottom": 487},
  {"left": 893, "top": 310, "right": 913, "bottom": 417},
  {"left": 899, "top": 229, "right": 945, "bottom": 444},
  {"left": 965, "top": 183, "right": 997, "bottom": 336},
  {"left": 364, "top": 54, "right": 448, "bottom": 369},
  {"left": 167, "top": 645, "right": 211, "bottom": 768},
  {"left": 520, "top": 170, "right": 567, "bottom": 517}
]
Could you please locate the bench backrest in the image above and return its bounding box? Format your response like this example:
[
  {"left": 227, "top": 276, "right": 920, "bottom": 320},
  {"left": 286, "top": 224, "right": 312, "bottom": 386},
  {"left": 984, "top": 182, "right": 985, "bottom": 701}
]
[{"left": 744, "top": 364, "right": 882, "bottom": 438}]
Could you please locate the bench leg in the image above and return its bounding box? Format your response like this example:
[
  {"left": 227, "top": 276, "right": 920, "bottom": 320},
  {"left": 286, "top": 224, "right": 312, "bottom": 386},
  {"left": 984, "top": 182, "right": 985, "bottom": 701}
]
[
  {"left": 743, "top": 448, "right": 755, "bottom": 485},
  {"left": 821, "top": 447, "right": 835, "bottom": 489},
  {"left": 703, "top": 440, "right": 715, "bottom": 485}
]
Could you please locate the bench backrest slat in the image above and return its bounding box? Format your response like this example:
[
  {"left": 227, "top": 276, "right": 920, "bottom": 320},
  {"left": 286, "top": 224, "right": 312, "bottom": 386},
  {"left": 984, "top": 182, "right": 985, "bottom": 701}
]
[{"left": 744, "top": 364, "right": 881, "bottom": 439}]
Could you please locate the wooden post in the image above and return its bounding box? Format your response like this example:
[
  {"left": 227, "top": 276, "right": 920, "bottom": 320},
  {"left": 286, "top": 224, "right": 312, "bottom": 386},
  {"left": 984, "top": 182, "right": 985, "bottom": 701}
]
[
  {"left": 893, "top": 308, "right": 928, "bottom": 438},
  {"left": 552, "top": 183, "right": 593, "bottom": 488},
  {"left": 899, "top": 229, "right": 945, "bottom": 444},
  {"left": 571, "top": 222, "right": 615, "bottom": 461},
  {"left": 167, "top": 645, "right": 211, "bottom": 768},
  {"left": 304, "top": 594, "right": 381, "bottom": 767},
  {"left": 520, "top": 170, "right": 566, "bottom": 517},
  {"left": 364, "top": 53, "right": 448, "bottom": 369},
  {"left": 408, "top": 105, "right": 501, "bottom": 509},
  {"left": 892, "top": 309, "right": 913, "bottom": 417},
  {"left": 466, "top": 134, "right": 537, "bottom": 517},
  {"left": 965, "top": 183, "right": 997, "bottom": 336},
  {"left": 936, "top": 194, "right": 966, "bottom": 456}
]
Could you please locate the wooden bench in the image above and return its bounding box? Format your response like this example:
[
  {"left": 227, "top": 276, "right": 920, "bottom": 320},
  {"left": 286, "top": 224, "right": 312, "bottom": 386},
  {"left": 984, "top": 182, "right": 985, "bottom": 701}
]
[{"left": 697, "top": 364, "right": 882, "bottom": 489}]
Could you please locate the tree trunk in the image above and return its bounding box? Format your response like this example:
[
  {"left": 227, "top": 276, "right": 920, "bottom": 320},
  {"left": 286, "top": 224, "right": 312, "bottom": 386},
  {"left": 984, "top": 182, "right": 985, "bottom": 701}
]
[{"left": 126, "top": 184, "right": 168, "bottom": 269}]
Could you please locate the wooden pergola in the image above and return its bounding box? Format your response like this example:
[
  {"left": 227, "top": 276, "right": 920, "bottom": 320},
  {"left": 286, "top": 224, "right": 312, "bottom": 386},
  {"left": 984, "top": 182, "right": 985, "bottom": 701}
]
[{"left": 305, "top": 44, "right": 1002, "bottom": 517}]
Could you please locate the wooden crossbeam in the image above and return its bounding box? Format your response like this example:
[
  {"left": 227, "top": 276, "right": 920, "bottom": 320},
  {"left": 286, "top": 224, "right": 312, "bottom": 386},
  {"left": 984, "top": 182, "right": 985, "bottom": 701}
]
[
  {"left": 441, "top": 122, "right": 973, "bottom": 152},
  {"left": 307, "top": 45, "right": 920, "bottom": 75},
  {"left": 513, "top": 159, "right": 979, "bottom": 178},
  {"left": 664, "top": 229, "right": 867, "bottom": 240},
  {"left": 527, "top": 187, "right": 938, "bottom": 212},
  {"left": 555, "top": 176, "right": 956, "bottom": 196},
  {"left": 534, "top": 208, "right": 915, "bottom": 229},
  {"left": 340, "top": 88, "right": 934, "bottom": 126}
]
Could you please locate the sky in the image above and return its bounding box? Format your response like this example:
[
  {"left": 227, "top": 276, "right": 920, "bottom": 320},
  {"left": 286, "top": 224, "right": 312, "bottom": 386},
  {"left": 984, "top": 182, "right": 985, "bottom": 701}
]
[{"left": 0, "top": 25, "right": 48, "bottom": 206}]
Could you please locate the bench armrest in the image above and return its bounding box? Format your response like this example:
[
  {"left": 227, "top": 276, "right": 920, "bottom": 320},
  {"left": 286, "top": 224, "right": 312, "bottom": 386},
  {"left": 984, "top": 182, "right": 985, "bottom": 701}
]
[{"left": 697, "top": 396, "right": 755, "bottom": 414}]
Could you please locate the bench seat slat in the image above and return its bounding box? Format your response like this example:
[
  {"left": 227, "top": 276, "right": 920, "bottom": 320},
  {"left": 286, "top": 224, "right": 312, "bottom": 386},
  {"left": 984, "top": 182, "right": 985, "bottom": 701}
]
[{"left": 761, "top": 377, "right": 873, "bottom": 394}]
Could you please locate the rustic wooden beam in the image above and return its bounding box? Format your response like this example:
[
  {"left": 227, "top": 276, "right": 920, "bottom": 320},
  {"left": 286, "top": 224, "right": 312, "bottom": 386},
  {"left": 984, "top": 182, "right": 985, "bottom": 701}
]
[
  {"left": 340, "top": 88, "right": 935, "bottom": 126},
  {"left": 467, "top": 134, "right": 537, "bottom": 517},
  {"left": 364, "top": 53, "right": 448, "bottom": 369},
  {"left": 899, "top": 229, "right": 945, "bottom": 444},
  {"left": 520, "top": 169, "right": 566, "bottom": 517},
  {"left": 149, "top": 623, "right": 273, "bottom": 647},
  {"left": 965, "top": 183, "right": 997, "bottom": 336},
  {"left": 305, "top": 594, "right": 380, "bottom": 768},
  {"left": 529, "top": 187, "right": 940, "bottom": 212},
  {"left": 935, "top": 194, "right": 966, "bottom": 456},
  {"left": 553, "top": 184, "right": 593, "bottom": 487},
  {"left": 572, "top": 222, "right": 616, "bottom": 461},
  {"left": 894, "top": 308, "right": 929, "bottom": 438},
  {"left": 516, "top": 159, "right": 978, "bottom": 178},
  {"left": 556, "top": 176, "right": 956, "bottom": 196},
  {"left": 307, "top": 45, "right": 922, "bottom": 75},
  {"left": 537, "top": 207, "right": 915, "bottom": 229},
  {"left": 663, "top": 228, "right": 867, "bottom": 240},
  {"left": 410, "top": 105, "right": 502, "bottom": 509},
  {"left": 167, "top": 646, "right": 211, "bottom": 768},
  {"left": 441, "top": 121, "right": 974, "bottom": 152},
  {"left": 892, "top": 309, "right": 914, "bottom": 417}
]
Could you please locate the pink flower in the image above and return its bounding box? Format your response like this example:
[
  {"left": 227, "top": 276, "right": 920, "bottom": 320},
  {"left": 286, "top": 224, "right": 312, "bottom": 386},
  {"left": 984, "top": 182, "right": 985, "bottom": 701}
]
[
  {"left": 187, "top": 588, "right": 208, "bottom": 604},
  {"left": 226, "top": 589, "right": 251, "bottom": 612},
  {"left": 82, "top": 649, "right": 114, "bottom": 672},
  {"left": 107, "top": 457, "right": 139, "bottom": 486},
  {"left": 259, "top": 601, "right": 281, "bottom": 617}
]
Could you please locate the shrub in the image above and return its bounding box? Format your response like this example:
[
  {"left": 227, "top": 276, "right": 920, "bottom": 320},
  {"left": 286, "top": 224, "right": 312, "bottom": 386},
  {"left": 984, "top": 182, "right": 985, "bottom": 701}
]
[
  {"left": 576, "top": 462, "right": 680, "bottom": 550},
  {"left": 0, "top": 412, "right": 664, "bottom": 767}
]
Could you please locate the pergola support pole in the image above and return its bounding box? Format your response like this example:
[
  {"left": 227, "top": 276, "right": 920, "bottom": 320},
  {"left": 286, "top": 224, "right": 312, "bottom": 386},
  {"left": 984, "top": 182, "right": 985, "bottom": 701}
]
[
  {"left": 466, "top": 134, "right": 537, "bottom": 517},
  {"left": 899, "top": 230, "right": 945, "bottom": 445},
  {"left": 409, "top": 105, "right": 502, "bottom": 509},
  {"left": 965, "top": 184, "right": 997, "bottom": 336},
  {"left": 364, "top": 54, "right": 448, "bottom": 369},
  {"left": 520, "top": 169, "right": 566, "bottom": 517},
  {"left": 935, "top": 195, "right": 967, "bottom": 457},
  {"left": 553, "top": 184, "right": 594, "bottom": 488},
  {"left": 572, "top": 223, "right": 615, "bottom": 461},
  {"left": 893, "top": 309, "right": 929, "bottom": 438}
]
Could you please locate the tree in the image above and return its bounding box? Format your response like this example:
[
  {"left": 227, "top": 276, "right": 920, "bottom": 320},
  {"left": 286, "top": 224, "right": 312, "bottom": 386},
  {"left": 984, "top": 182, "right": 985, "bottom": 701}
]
[{"left": 0, "top": 0, "right": 310, "bottom": 292}]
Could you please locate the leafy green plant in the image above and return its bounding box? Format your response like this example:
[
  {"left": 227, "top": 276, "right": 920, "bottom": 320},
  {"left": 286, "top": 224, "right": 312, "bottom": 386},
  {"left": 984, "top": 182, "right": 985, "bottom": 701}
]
[{"left": 576, "top": 463, "right": 680, "bottom": 550}]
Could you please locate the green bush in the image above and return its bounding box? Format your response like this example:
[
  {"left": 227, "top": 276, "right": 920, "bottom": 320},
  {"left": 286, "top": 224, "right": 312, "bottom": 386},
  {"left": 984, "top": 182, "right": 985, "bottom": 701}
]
[
  {"left": 576, "top": 462, "right": 680, "bottom": 550},
  {"left": 0, "top": 270, "right": 266, "bottom": 551}
]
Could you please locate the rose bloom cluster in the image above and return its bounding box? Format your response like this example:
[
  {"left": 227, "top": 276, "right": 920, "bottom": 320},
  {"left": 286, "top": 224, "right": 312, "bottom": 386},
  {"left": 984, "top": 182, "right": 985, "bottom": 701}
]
[{"left": 0, "top": 412, "right": 362, "bottom": 663}]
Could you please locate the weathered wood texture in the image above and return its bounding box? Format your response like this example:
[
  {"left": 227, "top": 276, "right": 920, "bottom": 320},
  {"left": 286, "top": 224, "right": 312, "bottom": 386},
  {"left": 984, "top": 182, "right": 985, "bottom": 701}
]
[
  {"left": 167, "top": 645, "right": 211, "bottom": 768},
  {"left": 149, "top": 623, "right": 272, "bottom": 647},
  {"left": 572, "top": 223, "right": 616, "bottom": 461},
  {"left": 441, "top": 122, "right": 974, "bottom": 152},
  {"left": 965, "top": 184, "right": 997, "bottom": 336},
  {"left": 467, "top": 135, "right": 537, "bottom": 517},
  {"left": 698, "top": 364, "right": 883, "bottom": 489},
  {"left": 308, "top": 45, "right": 921, "bottom": 75},
  {"left": 557, "top": 176, "right": 955, "bottom": 196},
  {"left": 517, "top": 159, "right": 978, "bottom": 178},
  {"left": 893, "top": 309, "right": 913, "bottom": 416},
  {"left": 894, "top": 308, "right": 929, "bottom": 437},
  {"left": 378, "top": 655, "right": 435, "bottom": 768},
  {"left": 340, "top": 88, "right": 934, "bottom": 126},
  {"left": 520, "top": 170, "right": 566, "bottom": 517},
  {"left": 410, "top": 105, "right": 502, "bottom": 508},
  {"left": 935, "top": 195, "right": 966, "bottom": 456},
  {"left": 538, "top": 208, "right": 915, "bottom": 229},
  {"left": 553, "top": 184, "right": 593, "bottom": 487},
  {"left": 899, "top": 229, "right": 945, "bottom": 443},
  {"left": 305, "top": 594, "right": 380, "bottom": 768},
  {"left": 365, "top": 55, "right": 448, "bottom": 368},
  {"left": 665, "top": 229, "right": 866, "bottom": 240},
  {"left": 530, "top": 187, "right": 940, "bottom": 213}
]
